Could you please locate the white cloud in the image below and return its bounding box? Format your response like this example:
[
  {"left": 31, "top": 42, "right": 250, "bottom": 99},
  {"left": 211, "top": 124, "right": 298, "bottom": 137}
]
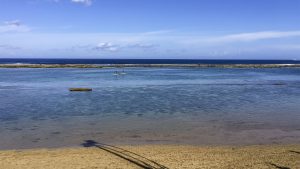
[
  {"left": 0, "top": 20, "right": 31, "bottom": 33},
  {"left": 71, "top": 0, "right": 92, "bottom": 6},
  {"left": 208, "top": 31, "right": 300, "bottom": 43}
]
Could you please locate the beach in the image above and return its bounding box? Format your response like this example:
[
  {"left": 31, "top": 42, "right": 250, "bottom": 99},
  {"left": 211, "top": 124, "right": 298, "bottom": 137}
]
[
  {"left": 2, "top": 0, "right": 300, "bottom": 167},
  {"left": 0, "top": 144, "right": 299, "bottom": 169}
]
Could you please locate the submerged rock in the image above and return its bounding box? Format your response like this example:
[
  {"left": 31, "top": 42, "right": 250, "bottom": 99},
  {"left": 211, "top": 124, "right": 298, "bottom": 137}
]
[{"left": 272, "top": 82, "right": 286, "bottom": 85}]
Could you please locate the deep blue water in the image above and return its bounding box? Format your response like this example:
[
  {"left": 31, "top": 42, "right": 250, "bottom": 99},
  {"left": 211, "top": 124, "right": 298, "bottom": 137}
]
[
  {"left": 0, "top": 67, "right": 300, "bottom": 149},
  {"left": 0, "top": 58, "right": 300, "bottom": 64}
]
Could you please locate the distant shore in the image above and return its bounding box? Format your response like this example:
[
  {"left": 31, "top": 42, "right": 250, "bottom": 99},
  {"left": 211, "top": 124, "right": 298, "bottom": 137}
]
[
  {"left": 0, "top": 144, "right": 299, "bottom": 169},
  {"left": 1, "top": 63, "right": 300, "bottom": 68}
]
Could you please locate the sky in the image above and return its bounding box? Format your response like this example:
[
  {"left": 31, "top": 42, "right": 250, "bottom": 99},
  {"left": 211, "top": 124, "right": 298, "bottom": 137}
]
[{"left": 0, "top": 0, "right": 300, "bottom": 59}]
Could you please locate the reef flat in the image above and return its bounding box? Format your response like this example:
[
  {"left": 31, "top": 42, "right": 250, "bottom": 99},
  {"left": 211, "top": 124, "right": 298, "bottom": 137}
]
[{"left": 0, "top": 63, "right": 300, "bottom": 68}]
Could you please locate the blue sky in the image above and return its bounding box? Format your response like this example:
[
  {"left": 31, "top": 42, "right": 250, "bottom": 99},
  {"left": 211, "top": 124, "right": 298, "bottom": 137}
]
[{"left": 1, "top": 0, "right": 300, "bottom": 59}]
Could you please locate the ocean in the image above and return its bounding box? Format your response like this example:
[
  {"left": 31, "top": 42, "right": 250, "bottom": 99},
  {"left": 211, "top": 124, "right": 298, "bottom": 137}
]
[{"left": 0, "top": 64, "right": 300, "bottom": 149}]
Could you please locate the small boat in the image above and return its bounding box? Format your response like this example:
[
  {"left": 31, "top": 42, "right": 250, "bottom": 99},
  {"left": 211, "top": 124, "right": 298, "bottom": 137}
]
[{"left": 69, "top": 88, "right": 92, "bottom": 92}]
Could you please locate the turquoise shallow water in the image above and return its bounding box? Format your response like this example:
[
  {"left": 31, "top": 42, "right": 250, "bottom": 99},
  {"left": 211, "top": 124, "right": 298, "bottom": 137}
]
[{"left": 0, "top": 68, "right": 300, "bottom": 149}]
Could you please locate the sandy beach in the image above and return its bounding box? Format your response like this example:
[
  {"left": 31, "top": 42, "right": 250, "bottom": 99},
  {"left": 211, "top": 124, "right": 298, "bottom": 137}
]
[{"left": 0, "top": 144, "right": 299, "bottom": 169}]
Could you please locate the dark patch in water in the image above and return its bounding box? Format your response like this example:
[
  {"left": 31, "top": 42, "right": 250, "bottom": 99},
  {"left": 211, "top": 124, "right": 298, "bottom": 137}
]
[
  {"left": 31, "top": 117, "right": 47, "bottom": 121},
  {"left": 32, "top": 138, "right": 41, "bottom": 143},
  {"left": 51, "top": 132, "right": 61, "bottom": 135},
  {"left": 6, "top": 127, "right": 22, "bottom": 131},
  {"left": 89, "top": 122, "right": 97, "bottom": 126},
  {"left": 95, "top": 132, "right": 103, "bottom": 135},
  {"left": 145, "top": 139, "right": 170, "bottom": 143},
  {"left": 50, "top": 116, "right": 59, "bottom": 120},
  {"left": 129, "top": 135, "right": 142, "bottom": 138},
  {"left": 0, "top": 117, "right": 18, "bottom": 122}
]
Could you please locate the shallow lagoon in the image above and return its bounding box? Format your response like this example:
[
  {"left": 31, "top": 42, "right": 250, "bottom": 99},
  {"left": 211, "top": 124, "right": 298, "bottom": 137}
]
[{"left": 0, "top": 68, "right": 300, "bottom": 149}]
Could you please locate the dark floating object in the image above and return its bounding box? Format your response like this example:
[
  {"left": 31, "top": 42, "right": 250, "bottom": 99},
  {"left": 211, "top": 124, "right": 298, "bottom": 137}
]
[
  {"left": 272, "top": 82, "right": 286, "bottom": 85},
  {"left": 69, "top": 88, "right": 92, "bottom": 92}
]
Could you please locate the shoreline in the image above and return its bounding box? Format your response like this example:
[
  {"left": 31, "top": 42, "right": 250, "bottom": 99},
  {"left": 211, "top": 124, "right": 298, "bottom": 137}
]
[
  {"left": 0, "top": 144, "right": 299, "bottom": 169},
  {"left": 1, "top": 63, "right": 300, "bottom": 68}
]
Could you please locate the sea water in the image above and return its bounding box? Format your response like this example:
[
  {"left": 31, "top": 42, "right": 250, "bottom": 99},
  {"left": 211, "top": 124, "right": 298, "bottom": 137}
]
[{"left": 0, "top": 67, "right": 300, "bottom": 149}]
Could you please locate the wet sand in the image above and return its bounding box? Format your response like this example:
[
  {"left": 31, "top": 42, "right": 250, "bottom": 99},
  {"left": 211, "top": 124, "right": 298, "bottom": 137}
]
[{"left": 0, "top": 144, "right": 299, "bottom": 169}]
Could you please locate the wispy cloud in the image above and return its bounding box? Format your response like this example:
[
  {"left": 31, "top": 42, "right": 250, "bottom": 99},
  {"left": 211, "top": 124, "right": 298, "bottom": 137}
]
[
  {"left": 128, "top": 43, "right": 156, "bottom": 49},
  {"left": 2, "top": 29, "right": 300, "bottom": 58},
  {"left": 0, "top": 44, "right": 22, "bottom": 50},
  {"left": 4, "top": 20, "right": 22, "bottom": 26},
  {"left": 94, "top": 42, "right": 119, "bottom": 52},
  {"left": 0, "top": 20, "right": 31, "bottom": 33},
  {"left": 0, "top": 44, "right": 22, "bottom": 57},
  {"left": 140, "top": 30, "right": 174, "bottom": 36},
  {"left": 69, "top": 41, "right": 158, "bottom": 53},
  {"left": 30, "top": 0, "right": 92, "bottom": 6},
  {"left": 271, "top": 44, "right": 300, "bottom": 50},
  {"left": 208, "top": 31, "right": 300, "bottom": 43},
  {"left": 71, "top": 0, "right": 92, "bottom": 6}
]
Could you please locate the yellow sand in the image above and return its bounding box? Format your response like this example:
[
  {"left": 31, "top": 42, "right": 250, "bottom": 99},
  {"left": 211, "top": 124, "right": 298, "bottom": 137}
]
[{"left": 0, "top": 145, "right": 299, "bottom": 169}]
